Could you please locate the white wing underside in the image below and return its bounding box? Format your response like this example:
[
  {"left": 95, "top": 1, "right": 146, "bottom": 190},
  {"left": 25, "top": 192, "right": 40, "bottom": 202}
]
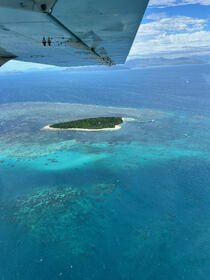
[{"left": 0, "top": 0, "right": 149, "bottom": 67}]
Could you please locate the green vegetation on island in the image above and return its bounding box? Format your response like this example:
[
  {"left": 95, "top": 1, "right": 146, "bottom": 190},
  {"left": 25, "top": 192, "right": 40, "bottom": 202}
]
[{"left": 50, "top": 117, "right": 123, "bottom": 129}]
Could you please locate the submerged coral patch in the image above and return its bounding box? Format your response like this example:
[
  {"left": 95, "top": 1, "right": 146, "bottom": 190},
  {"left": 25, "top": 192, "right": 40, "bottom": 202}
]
[{"left": 3, "top": 183, "right": 117, "bottom": 256}]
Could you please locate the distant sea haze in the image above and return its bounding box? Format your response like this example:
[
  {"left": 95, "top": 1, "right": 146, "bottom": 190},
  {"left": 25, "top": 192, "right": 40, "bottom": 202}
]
[{"left": 0, "top": 64, "right": 210, "bottom": 116}]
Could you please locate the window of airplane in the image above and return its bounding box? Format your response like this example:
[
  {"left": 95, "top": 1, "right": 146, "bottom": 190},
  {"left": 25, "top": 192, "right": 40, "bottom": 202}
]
[{"left": 0, "top": 1, "right": 210, "bottom": 279}]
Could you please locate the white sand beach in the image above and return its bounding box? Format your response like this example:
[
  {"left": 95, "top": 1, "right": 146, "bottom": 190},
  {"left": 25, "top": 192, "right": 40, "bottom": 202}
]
[
  {"left": 42, "top": 123, "right": 122, "bottom": 132},
  {"left": 42, "top": 117, "right": 126, "bottom": 131}
]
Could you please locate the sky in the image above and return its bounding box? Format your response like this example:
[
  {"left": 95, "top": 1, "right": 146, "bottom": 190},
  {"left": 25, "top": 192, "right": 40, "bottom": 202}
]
[
  {"left": 130, "top": 0, "right": 210, "bottom": 59},
  {"left": 1, "top": 0, "right": 210, "bottom": 71}
]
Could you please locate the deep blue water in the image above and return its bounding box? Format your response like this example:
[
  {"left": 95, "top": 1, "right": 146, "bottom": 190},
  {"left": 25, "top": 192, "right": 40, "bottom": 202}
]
[
  {"left": 1, "top": 64, "right": 210, "bottom": 115},
  {"left": 0, "top": 64, "right": 210, "bottom": 280}
]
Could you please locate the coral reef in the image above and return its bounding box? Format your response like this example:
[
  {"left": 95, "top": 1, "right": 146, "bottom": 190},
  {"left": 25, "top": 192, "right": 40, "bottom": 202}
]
[{"left": 3, "top": 183, "right": 116, "bottom": 256}]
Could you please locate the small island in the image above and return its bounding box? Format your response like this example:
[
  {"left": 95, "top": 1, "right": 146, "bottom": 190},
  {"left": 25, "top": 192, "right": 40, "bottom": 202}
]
[{"left": 43, "top": 117, "right": 123, "bottom": 131}]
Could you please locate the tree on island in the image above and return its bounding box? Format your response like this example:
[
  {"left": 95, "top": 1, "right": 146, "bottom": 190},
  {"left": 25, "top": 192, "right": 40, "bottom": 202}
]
[{"left": 50, "top": 117, "right": 123, "bottom": 129}]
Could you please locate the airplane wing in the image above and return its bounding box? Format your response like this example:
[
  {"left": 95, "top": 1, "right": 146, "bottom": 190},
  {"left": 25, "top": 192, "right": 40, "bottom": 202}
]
[{"left": 0, "top": 0, "right": 149, "bottom": 67}]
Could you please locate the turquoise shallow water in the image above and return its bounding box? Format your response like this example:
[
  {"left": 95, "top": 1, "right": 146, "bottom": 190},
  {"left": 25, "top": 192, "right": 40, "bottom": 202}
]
[{"left": 0, "top": 101, "right": 210, "bottom": 279}]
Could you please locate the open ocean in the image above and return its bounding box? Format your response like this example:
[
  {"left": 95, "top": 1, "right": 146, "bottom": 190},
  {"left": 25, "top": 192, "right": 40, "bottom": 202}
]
[{"left": 0, "top": 64, "right": 210, "bottom": 280}]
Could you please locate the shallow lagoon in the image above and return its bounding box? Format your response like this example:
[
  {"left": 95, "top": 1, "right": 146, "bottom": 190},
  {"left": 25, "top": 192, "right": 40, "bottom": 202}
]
[{"left": 0, "top": 101, "right": 210, "bottom": 279}]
